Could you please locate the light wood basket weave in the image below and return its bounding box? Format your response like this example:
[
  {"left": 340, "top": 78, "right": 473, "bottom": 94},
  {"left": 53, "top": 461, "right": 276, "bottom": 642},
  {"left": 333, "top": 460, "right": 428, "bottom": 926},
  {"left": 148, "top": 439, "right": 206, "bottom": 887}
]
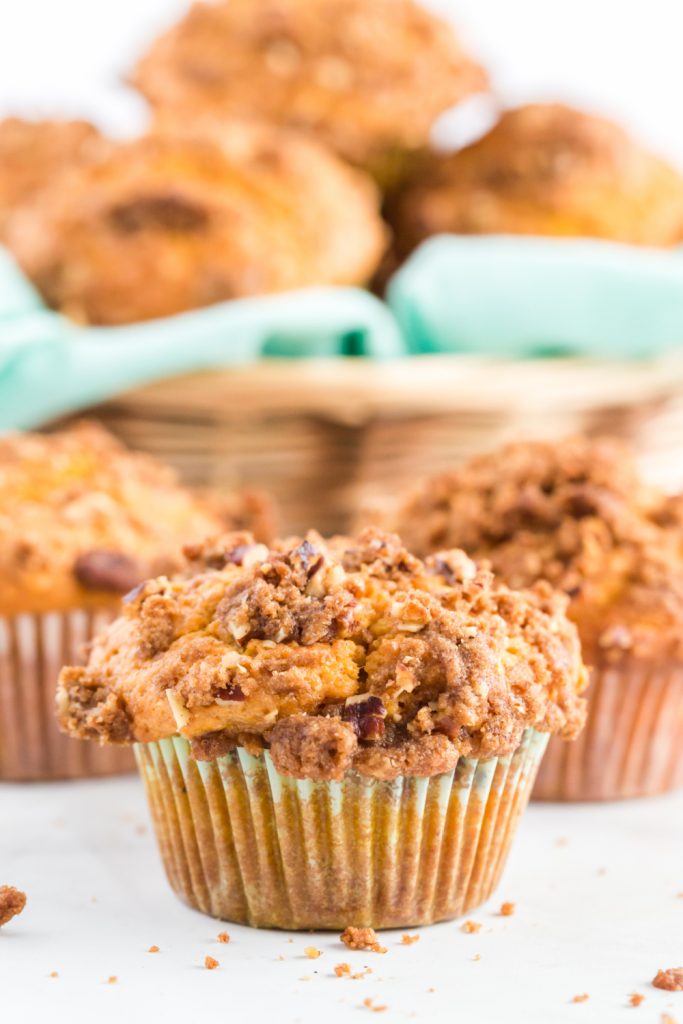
[{"left": 64, "top": 354, "right": 683, "bottom": 536}]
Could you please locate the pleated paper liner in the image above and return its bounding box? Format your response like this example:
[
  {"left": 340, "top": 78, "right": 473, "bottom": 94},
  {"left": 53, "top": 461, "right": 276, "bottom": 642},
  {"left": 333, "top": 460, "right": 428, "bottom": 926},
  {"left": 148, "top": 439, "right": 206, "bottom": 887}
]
[
  {"left": 533, "top": 658, "right": 683, "bottom": 802},
  {"left": 135, "top": 728, "right": 548, "bottom": 930},
  {"left": 0, "top": 609, "right": 135, "bottom": 780}
]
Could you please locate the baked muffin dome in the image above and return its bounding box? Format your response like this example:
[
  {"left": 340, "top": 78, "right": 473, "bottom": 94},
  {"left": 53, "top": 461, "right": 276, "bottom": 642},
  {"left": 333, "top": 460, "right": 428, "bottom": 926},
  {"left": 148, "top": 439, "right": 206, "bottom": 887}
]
[
  {"left": 131, "top": 0, "right": 487, "bottom": 184},
  {"left": 389, "top": 104, "right": 683, "bottom": 255},
  {"left": 8, "top": 123, "right": 386, "bottom": 325},
  {"left": 385, "top": 437, "right": 683, "bottom": 662},
  {"left": 57, "top": 527, "right": 587, "bottom": 778},
  {"left": 0, "top": 421, "right": 271, "bottom": 614},
  {"left": 0, "top": 117, "right": 106, "bottom": 240}
]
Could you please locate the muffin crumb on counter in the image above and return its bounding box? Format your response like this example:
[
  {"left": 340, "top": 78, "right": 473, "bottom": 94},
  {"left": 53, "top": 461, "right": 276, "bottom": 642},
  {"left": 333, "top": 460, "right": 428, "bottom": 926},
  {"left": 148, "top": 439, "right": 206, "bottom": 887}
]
[
  {"left": 0, "top": 886, "right": 26, "bottom": 927},
  {"left": 216, "top": 932, "right": 230, "bottom": 944},
  {"left": 571, "top": 993, "right": 590, "bottom": 1003},
  {"left": 400, "top": 933, "right": 420, "bottom": 945},
  {"left": 461, "top": 920, "right": 482, "bottom": 934},
  {"left": 341, "top": 927, "right": 387, "bottom": 954},
  {"left": 499, "top": 902, "right": 516, "bottom": 917},
  {"left": 653, "top": 968, "right": 683, "bottom": 991},
  {"left": 204, "top": 956, "right": 220, "bottom": 971},
  {"left": 629, "top": 993, "right": 645, "bottom": 1006}
]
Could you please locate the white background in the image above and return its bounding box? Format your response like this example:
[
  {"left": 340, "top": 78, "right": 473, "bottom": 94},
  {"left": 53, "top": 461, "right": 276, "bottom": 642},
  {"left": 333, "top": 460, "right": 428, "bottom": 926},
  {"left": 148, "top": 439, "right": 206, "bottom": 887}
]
[{"left": 0, "top": 0, "right": 683, "bottom": 165}]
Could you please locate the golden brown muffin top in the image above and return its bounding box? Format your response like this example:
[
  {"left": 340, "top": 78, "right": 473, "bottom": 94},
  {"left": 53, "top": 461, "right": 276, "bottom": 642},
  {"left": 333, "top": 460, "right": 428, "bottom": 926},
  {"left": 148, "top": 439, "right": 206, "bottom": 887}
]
[
  {"left": 57, "top": 527, "right": 587, "bottom": 780},
  {"left": 0, "top": 421, "right": 271, "bottom": 614},
  {"left": 389, "top": 103, "right": 683, "bottom": 255},
  {"left": 131, "top": 0, "right": 487, "bottom": 182},
  {"left": 0, "top": 117, "right": 107, "bottom": 240},
  {"left": 8, "top": 122, "right": 386, "bottom": 325},
  {"left": 386, "top": 437, "right": 683, "bottom": 662}
]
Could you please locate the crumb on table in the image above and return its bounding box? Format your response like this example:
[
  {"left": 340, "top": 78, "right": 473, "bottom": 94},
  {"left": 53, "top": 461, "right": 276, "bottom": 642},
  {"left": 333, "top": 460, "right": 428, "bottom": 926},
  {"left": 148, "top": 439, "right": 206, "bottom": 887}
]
[
  {"left": 461, "top": 920, "right": 482, "bottom": 934},
  {"left": 0, "top": 886, "right": 26, "bottom": 927},
  {"left": 653, "top": 968, "right": 683, "bottom": 992},
  {"left": 335, "top": 963, "right": 351, "bottom": 977},
  {"left": 148, "top": 945, "right": 160, "bottom": 953},
  {"left": 572, "top": 993, "right": 589, "bottom": 1003},
  {"left": 363, "top": 997, "right": 387, "bottom": 1013},
  {"left": 629, "top": 993, "right": 644, "bottom": 1006},
  {"left": 204, "top": 956, "right": 220, "bottom": 970},
  {"left": 217, "top": 932, "right": 230, "bottom": 944},
  {"left": 401, "top": 933, "right": 420, "bottom": 945},
  {"left": 304, "top": 947, "right": 322, "bottom": 959},
  {"left": 340, "top": 926, "right": 387, "bottom": 953},
  {"left": 499, "top": 902, "right": 515, "bottom": 917}
]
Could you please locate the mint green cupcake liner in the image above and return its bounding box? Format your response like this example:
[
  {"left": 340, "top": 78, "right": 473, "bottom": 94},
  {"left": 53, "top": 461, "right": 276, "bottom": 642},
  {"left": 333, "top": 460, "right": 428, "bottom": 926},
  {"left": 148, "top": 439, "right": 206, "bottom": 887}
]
[{"left": 134, "top": 728, "right": 548, "bottom": 930}]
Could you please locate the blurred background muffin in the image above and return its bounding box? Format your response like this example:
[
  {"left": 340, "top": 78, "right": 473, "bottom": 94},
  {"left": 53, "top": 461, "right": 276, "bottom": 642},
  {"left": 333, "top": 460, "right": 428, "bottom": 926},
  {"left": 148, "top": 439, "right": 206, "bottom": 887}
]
[
  {"left": 0, "top": 420, "right": 272, "bottom": 780},
  {"left": 0, "top": 117, "right": 107, "bottom": 241},
  {"left": 380, "top": 436, "right": 683, "bottom": 801},
  {"left": 7, "top": 122, "right": 386, "bottom": 325},
  {"left": 387, "top": 103, "right": 683, "bottom": 260},
  {"left": 131, "top": 0, "right": 488, "bottom": 188}
]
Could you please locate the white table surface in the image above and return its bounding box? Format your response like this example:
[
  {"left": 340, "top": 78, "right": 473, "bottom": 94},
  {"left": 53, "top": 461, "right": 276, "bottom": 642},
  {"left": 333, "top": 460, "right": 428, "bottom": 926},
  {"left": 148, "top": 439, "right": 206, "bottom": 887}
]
[{"left": 2, "top": 774, "right": 681, "bottom": 1023}]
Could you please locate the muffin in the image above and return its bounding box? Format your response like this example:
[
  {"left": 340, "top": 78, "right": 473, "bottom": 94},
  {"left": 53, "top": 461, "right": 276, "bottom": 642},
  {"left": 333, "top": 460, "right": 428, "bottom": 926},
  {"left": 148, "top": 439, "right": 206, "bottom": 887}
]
[
  {"left": 0, "top": 421, "right": 272, "bottom": 780},
  {"left": 7, "top": 122, "right": 386, "bottom": 325},
  {"left": 384, "top": 437, "right": 683, "bottom": 801},
  {"left": 57, "top": 527, "right": 586, "bottom": 928},
  {"left": 0, "top": 117, "right": 107, "bottom": 241},
  {"left": 388, "top": 104, "right": 683, "bottom": 258},
  {"left": 131, "top": 0, "right": 488, "bottom": 187}
]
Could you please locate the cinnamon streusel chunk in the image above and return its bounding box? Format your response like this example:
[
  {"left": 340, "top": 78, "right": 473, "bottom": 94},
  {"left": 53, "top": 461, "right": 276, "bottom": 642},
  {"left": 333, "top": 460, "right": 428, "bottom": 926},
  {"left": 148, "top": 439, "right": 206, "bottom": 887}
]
[
  {"left": 57, "top": 527, "right": 587, "bottom": 779},
  {"left": 0, "top": 886, "right": 26, "bottom": 927}
]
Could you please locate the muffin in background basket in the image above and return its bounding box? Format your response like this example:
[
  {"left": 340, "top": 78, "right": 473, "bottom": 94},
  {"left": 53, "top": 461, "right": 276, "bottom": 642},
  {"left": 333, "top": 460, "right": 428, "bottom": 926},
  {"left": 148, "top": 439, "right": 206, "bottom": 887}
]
[
  {"left": 381, "top": 436, "right": 683, "bottom": 801},
  {"left": 131, "top": 0, "right": 488, "bottom": 188},
  {"left": 0, "top": 420, "right": 272, "bottom": 780},
  {"left": 57, "top": 527, "right": 586, "bottom": 929},
  {"left": 0, "top": 117, "right": 107, "bottom": 241},
  {"left": 388, "top": 104, "right": 683, "bottom": 257},
  {"left": 7, "top": 121, "right": 386, "bottom": 325}
]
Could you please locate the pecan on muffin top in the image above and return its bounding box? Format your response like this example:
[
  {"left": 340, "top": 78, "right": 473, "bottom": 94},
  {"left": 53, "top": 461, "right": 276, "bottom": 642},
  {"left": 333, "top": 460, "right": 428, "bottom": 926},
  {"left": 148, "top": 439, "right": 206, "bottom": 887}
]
[
  {"left": 0, "top": 421, "right": 271, "bottom": 615},
  {"left": 385, "top": 437, "right": 683, "bottom": 663},
  {"left": 57, "top": 527, "right": 587, "bottom": 780}
]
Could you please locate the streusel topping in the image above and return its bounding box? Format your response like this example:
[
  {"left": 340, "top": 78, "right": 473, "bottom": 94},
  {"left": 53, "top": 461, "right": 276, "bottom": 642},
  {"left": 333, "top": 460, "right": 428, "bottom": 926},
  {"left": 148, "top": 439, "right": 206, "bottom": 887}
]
[
  {"left": 386, "top": 437, "right": 683, "bottom": 660},
  {"left": 57, "top": 528, "right": 587, "bottom": 779},
  {"left": 0, "top": 421, "right": 271, "bottom": 613}
]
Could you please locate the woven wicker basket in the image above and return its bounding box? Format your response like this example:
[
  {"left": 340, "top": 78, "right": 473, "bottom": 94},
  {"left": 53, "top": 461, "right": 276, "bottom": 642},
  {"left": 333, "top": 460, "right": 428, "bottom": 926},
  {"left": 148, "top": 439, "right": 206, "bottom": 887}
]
[{"left": 60, "top": 353, "right": 683, "bottom": 536}]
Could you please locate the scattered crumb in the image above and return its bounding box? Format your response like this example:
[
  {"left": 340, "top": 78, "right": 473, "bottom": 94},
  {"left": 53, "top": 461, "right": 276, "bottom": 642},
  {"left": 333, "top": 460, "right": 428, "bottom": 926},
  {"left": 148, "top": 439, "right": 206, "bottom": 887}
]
[
  {"left": 629, "top": 993, "right": 645, "bottom": 1007},
  {"left": 556, "top": 837, "right": 569, "bottom": 847},
  {"left": 148, "top": 945, "right": 160, "bottom": 953},
  {"left": 653, "top": 968, "right": 683, "bottom": 991},
  {"left": 305, "top": 947, "right": 322, "bottom": 959},
  {"left": 299, "top": 975, "right": 312, "bottom": 982},
  {"left": 597, "top": 868, "right": 607, "bottom": 877},
  {"left": 0, "top": 886, "right": 26, "bottom": 927},
  {"left": 107, "top": 976, "right": 118, "bottom": 985},
  {"left": 352, "top": 968, "right": 373, "bottom": 980},
  {"left": 204, "top": 956, "right": 220, "bottom": 971},
  {"left": 335, "top": 963, "right": 351, "bottom": 977},
  {"left": 677, "top": 893, "right": 683, "bottom": 899},
  {"left": 572, "top": 994, "right": 589, "bottom": 1003},
  {"left": 461, "top": 920, "right": 482, "bottom": 934},
  {"left": 288, "top": 938, "right": 294, "bottom": 943},
  {"left": 49, "top": 971, "right": 59, "bottom": 978},
  {"left": 499, "top": 902, "right": 515, "bottom": 917},
  {"left": 363, "top": 997, "right": 387, "bottom": 1013},
  {"left": 340, "top": 927, "right": 387, "bottom": 954},
  {"left": 276, "top": 955, "right": 285, "bottom": 962},
  {"left": 427, "top": 987, "right": 435, "bottom": 993},
  {"left": 401, "top": 934, "right": 420, "bottom": 945},
  {"left": 472, "top": 954, "right": 481, "bottom": 962},
  {"left": 217, "top": 932, "right": 230, "bottom": 944},
  {"left": 662, "top": 1015, "right": 678, "bottom": 1024}
]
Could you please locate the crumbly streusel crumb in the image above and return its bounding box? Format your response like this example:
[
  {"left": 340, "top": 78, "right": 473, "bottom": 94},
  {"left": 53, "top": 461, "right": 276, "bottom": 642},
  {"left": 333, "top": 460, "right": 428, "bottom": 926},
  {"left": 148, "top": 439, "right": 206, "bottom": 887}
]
[
  {"left": 572, "top": 994, "right": 589, "bottom": 1003},
  {"left": 107, "top": 976, "right": 118, "bottom": 985},
  {"left": 461, "top": 920, "right": 481, "bottom": 934},
  {"left": 340, "top": 926, "right": 387, "bottom": 953},
  {"left": 0, "top": 886, "right": 26, "bottom": 926},
  {"left": 401, "top": 933, "right": 420, "bottom": 945},
  {"left": 148, "top": 945, "right": 160, "bottom": 953},
  {"left": 653, "top": 968, "right": 683, "bottom": 991},
  {"left": 204, "top": 956, "right": 219, "bottom": 970},
  {"left": 217, "top": 932, "right": 230, "bottom": 944},
  {"left": 304, "top": 947, "right": 321, "bottom": 959},
  {"left": 335, "top": 963, "right": 351, "bottom": 977},
  {"left": 363, "top": 997, "right": 387, "bottom": 1013},
  {"left": 629, "top": 993, "right": 644, "bottom": 1006},
  {"left": 499, "top": 902, "right": 515, "bottom": 916}
]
